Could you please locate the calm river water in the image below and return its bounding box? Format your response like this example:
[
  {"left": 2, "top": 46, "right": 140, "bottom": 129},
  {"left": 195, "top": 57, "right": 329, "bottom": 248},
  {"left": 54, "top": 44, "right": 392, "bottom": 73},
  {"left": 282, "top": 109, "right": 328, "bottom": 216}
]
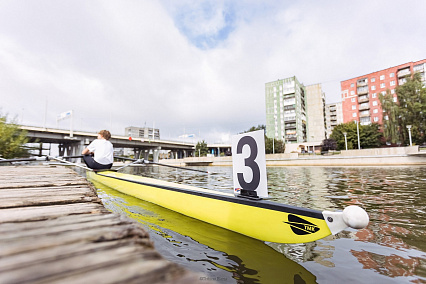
[{"left": 90, "top": 165, "right": 426, "bottom": 283}]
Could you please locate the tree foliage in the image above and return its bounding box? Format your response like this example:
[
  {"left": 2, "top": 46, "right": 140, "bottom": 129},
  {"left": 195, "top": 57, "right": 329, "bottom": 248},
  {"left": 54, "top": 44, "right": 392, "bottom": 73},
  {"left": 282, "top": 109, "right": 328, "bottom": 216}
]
[
  {"left": 380, "top": 73, "right": 426, "bottom": 145},
  {"left": 321, "top": 138, "right": 337, "bottom": 152},
  {"left": 0, "top": 114, "right": 30, "bottom": 159},
  {"left": 195, "top": 140, "right": 209, "bottom": 157},
  {"left": 330, "top": 122, "right": 383, "bottom": 150},
  {"left": 265, "top": 138, "right": 285, "bottom": 154},
  {"left": 242, "top": 125, "right": 285, "bottom": 154},
  {"left": 243, "top": 125, "right": 266, "bottom": 133}
]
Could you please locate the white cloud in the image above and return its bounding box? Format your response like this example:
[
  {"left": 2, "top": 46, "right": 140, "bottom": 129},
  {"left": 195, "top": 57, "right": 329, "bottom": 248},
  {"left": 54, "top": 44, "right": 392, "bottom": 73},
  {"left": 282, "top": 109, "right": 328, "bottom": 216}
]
[{"left": 0, "top": 0, "right": 425, "bottom": 143}]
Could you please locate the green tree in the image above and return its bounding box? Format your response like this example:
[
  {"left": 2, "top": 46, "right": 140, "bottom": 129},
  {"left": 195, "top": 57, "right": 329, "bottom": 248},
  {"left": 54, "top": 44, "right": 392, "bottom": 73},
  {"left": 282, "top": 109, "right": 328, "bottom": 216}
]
[
  {"left": 0, "top": 114, "right": 30, "bottom": 159},
  {"left": 195, "top": 140, "right": 209, "bottom": 157},
  {"left": 330, "top": 122, "right": 382, "bottom": 150},
  {"left": 242, "top": 125, "right": 285, "bottom": 154},
  {"left": 395, "top": 73, "right": 426, "bottom": 145},
  {"left": 243, "top": 124, "right": 266, "bottom": 133},
  {"left": 321, "top": 138, "right": 337, "bottom": 152},
  {"left": 265, "top": 138, "right": 285, "bottom": 154},
  {"left": 360, "top": 123, "right": 383, "bottom": 148},
  {"left": 379, "top": 89, "right": 400, "bottom": 144},
  {"left": 380, "top": 73, "right": 426, "bottom": 145}
]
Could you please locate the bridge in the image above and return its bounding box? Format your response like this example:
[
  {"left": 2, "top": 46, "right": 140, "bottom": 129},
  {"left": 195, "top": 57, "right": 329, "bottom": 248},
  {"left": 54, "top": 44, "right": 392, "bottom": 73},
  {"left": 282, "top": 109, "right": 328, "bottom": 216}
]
[{"left": 21, "top": 126, "right": 195, "bottom": 162}]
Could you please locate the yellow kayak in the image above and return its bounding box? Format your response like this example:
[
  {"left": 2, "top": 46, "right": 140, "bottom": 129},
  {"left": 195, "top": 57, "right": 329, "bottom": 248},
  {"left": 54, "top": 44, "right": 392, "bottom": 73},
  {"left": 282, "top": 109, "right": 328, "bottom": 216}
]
[
  {"left": 92, "top": 179, "right": 318, "bottom": 283},
  {"left": 87, "top": 170, "right": 369, "bottom": 244}
]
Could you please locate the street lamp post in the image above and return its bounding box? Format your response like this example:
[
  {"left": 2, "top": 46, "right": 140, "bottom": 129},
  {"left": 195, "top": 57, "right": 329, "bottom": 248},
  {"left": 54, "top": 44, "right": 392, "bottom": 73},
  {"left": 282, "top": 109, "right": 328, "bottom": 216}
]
[
  {"left": 343, "top": 132, "right": 348, "bottom": 151},
  {"left": 356, "top": 120, "right": 361, "bottom": 150},
  {"left": 273, "top": 115, "right": 276, "bottom": 154},
  {"left": 407, "top": 125, "right": 412, "bottom": 146}
]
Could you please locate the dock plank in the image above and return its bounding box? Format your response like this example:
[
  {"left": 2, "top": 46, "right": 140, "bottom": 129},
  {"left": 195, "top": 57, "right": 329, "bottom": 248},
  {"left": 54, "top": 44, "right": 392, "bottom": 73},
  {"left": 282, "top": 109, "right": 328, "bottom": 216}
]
[{"left": 0, "top": 166, "right": 209, "bottom": 284}]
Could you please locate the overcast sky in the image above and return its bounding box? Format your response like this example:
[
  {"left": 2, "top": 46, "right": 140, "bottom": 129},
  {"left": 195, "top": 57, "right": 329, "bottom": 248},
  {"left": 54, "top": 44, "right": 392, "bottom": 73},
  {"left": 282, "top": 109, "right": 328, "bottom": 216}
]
[{"left": 1, "top": 0, "right": 425, "bottom": 144}]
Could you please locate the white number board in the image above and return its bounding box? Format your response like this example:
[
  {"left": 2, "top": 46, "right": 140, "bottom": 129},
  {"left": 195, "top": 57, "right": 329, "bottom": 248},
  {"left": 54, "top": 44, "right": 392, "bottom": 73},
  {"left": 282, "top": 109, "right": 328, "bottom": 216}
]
[{"left": 231, "top": 130, "right": 268, "bottom": 198}]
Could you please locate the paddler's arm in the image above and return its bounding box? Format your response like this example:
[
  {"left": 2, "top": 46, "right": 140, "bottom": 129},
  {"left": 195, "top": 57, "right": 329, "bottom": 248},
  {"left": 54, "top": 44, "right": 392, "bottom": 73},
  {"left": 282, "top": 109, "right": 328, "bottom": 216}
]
[{"left": 82, "top": 148, "right": 93, "bottom": 155}]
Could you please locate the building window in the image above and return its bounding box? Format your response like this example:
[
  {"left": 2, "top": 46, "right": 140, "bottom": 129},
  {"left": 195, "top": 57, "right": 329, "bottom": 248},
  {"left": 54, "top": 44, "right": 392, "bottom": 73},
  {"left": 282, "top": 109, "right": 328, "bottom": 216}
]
[
  {"left": 350, "top": 90, "right": 355, "bottom": 95},
  {"left": 393, "top": 97, "right": 397, "bottom": 102},
  {"left": 372, "top": 93, "right": 377, "bottom": 98},
  {"left": 390, "top": 80, "right": 395, "bottom": 86},
  {"left": 372, "top": 101, "right": 378, "bottom": 106},
  {"left": 371, "top": 85, "right": 376, "bottom": 90},
  {"left": 373, "top": 117, "right": 379, "bottom": 122},
  {"left": 352, "top": 105, "right": 356, "bottom": 110},
  {"left": 390, "top": 73, "right": 394, "bottom": 77},
  {"left": 380, "top": 75, "right": 385, "bottom": 80},
  {"left": 380, "top": 83, "right": 385, "bottom": 88},
  {"left": 384, "top": 115, "right": 389, "bottom": 120},
  {"left": 391, "top": 89, "right": 395, "bottom": 94},
  {"left": 351, "top": 83, "right": 354, "bottom": 87},
  {"left": 351, "top": 97, "right": 356, "bottom": 102},
  {"left": 381, "top": 91, "right": 386, "bottom": 96},
  {"left": 371, "top": 78, "right": 376, "bottom": 82},
  {"left": 353, "top": 112, "right": 357, "bottom": 117},
  {"left": 373, "top": 109, "right": 378, "bottom": 113}
]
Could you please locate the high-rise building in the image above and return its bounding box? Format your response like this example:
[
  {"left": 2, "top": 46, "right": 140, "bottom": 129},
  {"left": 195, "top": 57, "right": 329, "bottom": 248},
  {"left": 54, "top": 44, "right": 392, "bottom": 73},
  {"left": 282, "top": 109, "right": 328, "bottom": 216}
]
[
  {"left": 341, "top": 59, "right": 426, "bottom": 125},
  {"left": 325, "top": 102, "right": 343, "bottom": 138},
  {"left": 305, "top": 84, "right": 326, "bottom": 142},
  {"left": 265, "top": 76, "right": 307, "bottom": 143}
]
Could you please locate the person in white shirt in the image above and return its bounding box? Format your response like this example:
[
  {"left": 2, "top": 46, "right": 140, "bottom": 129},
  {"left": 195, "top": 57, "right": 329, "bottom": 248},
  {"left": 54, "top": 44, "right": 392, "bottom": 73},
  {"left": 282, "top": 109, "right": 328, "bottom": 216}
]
[{"left": 82, "top": 130, "right": 114, "bottom": 170}]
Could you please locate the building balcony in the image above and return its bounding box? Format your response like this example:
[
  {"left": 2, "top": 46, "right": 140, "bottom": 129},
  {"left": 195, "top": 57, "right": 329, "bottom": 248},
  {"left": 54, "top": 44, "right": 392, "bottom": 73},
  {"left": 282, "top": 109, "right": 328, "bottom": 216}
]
[
  {"left": 357, "top": 87, "right": 369, "bottom": 95},
  {"left": 359, "top": 112, "right": 370, "bottom": 117},
  {"left": 357, "top": 81, "right": 368, "bottom": 87},
  {"left": 414, "top": 64, "right": 425, "bottom": 72},
  {"left": 359, "top": 104, "right": 370, "bottom": 110},
  {"left": 358, "top": 97, "right": 369, "bottom": 103},
  {"left": 397, "top": 68, "right": 411, "bottom": 77},
  {"left": 284, "top": 104, "right": 296, "bottom": 110}
]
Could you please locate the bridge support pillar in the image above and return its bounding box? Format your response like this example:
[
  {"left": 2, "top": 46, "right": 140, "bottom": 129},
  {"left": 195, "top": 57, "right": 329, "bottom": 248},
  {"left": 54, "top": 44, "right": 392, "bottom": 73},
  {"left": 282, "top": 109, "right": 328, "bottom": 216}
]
[
  {"left": 153, "top": 150, "right": 159, "bottom": 163},
  {"left": 134, "top": 148, "right": 141, "bottom": 159},
  {"left": 143, "top": 150, "right": 149, "bottom": 160}
]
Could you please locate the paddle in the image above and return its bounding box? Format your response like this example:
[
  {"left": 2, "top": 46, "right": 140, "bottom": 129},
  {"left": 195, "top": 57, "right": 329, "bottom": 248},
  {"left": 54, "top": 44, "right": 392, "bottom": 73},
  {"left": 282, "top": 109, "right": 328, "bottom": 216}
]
[
  {"left": 47, "top": 156, "right": 94, "bottom": 171},
  {"left": 114, "top": 156, "right": 210, "bottom": 174},
  {"left": 0, "top": 157, "right": 48, "bottom": 163},
  {"left": 1, "top": 155, "right": 209, "bottom": 174}
]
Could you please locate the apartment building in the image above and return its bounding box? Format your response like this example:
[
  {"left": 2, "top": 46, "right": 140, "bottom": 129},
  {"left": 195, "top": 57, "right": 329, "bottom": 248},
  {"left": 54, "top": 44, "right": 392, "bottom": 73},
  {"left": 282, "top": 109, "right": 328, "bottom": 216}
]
[
  {"left": 125, "top": 126, "right": 160, "bottom": 140},
  {"left": 341, "top": 59, "right": 426, "bottom": 125},
  {"left": 265, "top": 76, "right": 307, "bottom": 143},
  {"left": 305, "top": 84, "right": 326, "bottom": 142},
  {"left": 325, "top": 102, "right": 343, "bottom": 138}
]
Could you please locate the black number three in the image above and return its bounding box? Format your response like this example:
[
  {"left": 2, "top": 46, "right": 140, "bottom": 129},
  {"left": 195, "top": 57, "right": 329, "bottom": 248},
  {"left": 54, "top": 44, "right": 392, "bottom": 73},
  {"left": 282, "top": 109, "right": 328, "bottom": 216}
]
[{"left": 236, "top": 136, "right": 260, "bottom": 191}]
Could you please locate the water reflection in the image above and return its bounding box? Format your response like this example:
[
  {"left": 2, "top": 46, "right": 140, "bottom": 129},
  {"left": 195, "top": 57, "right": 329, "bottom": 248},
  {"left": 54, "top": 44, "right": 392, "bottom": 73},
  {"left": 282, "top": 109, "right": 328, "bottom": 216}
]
[
  {"left": 88, "top": 165, "right": 426, "bottom": 283},
  {"left": 93, "top": 179, "right": 317, "bottom": 284}
]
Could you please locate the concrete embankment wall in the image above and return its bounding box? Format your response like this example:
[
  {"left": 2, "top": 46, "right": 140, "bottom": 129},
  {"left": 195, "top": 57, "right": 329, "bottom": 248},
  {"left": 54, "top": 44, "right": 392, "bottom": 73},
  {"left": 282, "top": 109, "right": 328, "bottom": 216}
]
[{"left": 161, "top": 146, "right": 426, "bottom": 166}]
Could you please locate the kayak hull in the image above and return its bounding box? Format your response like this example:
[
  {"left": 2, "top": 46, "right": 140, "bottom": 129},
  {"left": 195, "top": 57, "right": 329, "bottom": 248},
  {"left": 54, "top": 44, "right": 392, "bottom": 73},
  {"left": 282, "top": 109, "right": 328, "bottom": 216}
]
[{"left": 87, "top": 171, "right": 332, "bottom": 243}]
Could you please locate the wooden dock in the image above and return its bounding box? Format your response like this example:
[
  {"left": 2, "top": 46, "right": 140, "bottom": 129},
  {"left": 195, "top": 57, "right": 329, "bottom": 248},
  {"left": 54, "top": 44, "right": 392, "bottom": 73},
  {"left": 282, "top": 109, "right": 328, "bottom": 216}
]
[{"left": 0, "top": 166, "right": 209, "bottom": 284}]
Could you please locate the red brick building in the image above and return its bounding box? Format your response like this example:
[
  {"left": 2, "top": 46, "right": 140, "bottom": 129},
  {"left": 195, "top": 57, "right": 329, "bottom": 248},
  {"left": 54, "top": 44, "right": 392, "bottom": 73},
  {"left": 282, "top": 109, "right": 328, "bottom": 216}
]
[{"left": 341, "top": 59, "right": 426, "bottom": 125}]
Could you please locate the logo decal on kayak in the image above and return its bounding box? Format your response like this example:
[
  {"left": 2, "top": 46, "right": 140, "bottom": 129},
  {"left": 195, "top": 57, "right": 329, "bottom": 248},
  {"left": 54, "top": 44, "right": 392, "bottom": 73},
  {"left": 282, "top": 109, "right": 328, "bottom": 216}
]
[{"left": 284, "top": 214, "right": 320, "bottom": 235}]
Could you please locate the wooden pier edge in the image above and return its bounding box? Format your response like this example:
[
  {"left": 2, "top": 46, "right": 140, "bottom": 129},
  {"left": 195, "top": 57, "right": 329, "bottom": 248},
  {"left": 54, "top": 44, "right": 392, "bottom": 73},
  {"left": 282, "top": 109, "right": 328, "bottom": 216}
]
[{"left": 0, "top": 166, "right": 215, "bottom": 284}]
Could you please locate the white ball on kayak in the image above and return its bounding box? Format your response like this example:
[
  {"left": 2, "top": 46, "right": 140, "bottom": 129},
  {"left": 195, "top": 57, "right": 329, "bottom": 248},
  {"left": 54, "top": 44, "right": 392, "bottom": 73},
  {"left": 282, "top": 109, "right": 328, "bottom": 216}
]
[{"left": 342, "top": 205, "right": 369, "bottom": 229}]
